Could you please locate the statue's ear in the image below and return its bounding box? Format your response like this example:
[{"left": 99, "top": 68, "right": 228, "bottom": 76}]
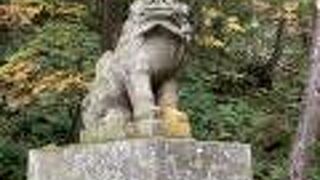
[{"left": 130, "top": 0, "right": 144, "bottom": 15}]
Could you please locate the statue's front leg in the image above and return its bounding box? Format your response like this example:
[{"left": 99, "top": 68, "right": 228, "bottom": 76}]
[
  {"left": 158, "top": 78, "right": 191, "bottom": 138},
  {"left": 158, "top": 78, "right": 178, "bottom": 109},
  {"left": 126, "top": 72, "right": 163, "bottom": 137},
  {"left": 127, "top": 72, "right": 156, "bottom": 121}
]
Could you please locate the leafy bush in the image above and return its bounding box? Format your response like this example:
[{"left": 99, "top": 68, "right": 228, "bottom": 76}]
[
  {"left": 0, "top": 1, "right": 101, "bottom": 179},
  {"left": 0, "top": 139, "right": 27, "bottom": 180}
]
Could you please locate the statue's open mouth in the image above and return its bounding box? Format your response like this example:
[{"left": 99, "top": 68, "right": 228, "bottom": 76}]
[{"left": 139, "top": 7, "right": 182, "bottom": 32}]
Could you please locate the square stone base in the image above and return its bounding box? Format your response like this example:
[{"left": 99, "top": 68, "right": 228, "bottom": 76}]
[{"left": 28, "top": 138, "right": 252, "bottom": 180}]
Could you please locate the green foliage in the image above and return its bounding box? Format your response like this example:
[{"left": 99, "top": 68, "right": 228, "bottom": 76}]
[
  {"left": 0, "top": 91, "right": 84, "bottom": 180},
  {"left": 179, "top": 1, "right": 309, "bottom": 180},
  {"left": 9, "top": 21, "right": 99, "bottom": 72},
  {"left": 0, "top": 139, "right": 27, "bottom": 180},
  {"left": 0, "top": 1, "right": 101, "bottom": 179},
  {"left": 308, "top": 143, "right": 320, "bottom": 180}
]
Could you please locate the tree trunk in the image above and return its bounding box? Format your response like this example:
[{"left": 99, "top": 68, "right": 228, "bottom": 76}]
[
  {"left": 290, "top": 1, "right": 320, "bottom": 180},
  {"left": 101, "top": 0, "right": 121, "bottom": 50}
]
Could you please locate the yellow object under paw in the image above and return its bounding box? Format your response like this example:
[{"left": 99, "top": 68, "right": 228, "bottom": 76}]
[{"left": 160, "top": 107, "right": 191, "bottom": 138}]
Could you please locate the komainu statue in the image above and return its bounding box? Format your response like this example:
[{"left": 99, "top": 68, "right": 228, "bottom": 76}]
[{"left": 81, "top": 0, "right": 193, "bottom": 142}]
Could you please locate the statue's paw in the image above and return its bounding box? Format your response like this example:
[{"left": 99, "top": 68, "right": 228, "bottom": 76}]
[
  {"left": 160, "top": 107, "right": 191, "bottom": 138},
  {"left": 126, "top": 119, "right": 165, "bottom": 138}
]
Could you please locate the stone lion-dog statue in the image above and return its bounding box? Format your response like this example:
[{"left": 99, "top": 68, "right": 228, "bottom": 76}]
[{"left": 81, "top": 0, "right": 193, "bottom": 142}]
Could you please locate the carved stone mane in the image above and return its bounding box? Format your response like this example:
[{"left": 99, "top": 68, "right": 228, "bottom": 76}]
[{"left": 81, "top": 0, "right": 192, "bottom": 142}]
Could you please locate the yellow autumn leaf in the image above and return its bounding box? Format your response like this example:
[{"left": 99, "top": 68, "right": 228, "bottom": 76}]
[
  {"left": 252, "top": 0, "right": 271, "bottom": 12},
  {"left": 226, "top": 16, "right": 245, "bottom": 33},
  {"left": 12, "top": 71, "right": 29, "bottom": 81},
  {"left": 197, "top": 35, "right": 225, "bottom": 48},
  {"left": 203, "top": 17, "right": 212, "bottom": 27},
  {"left": 0, "top": 60, "right": 35, "bottom": 81},
  {"left": 57, "top": 74, "right": 86, "bottom": 92},
  {"left": 227, "top": 16, "right": 239, "bottom": 23},
  {"left": 202, "top": 6, "right": 221, "bottom": 18},
  {"left": 32, "top": 84, "right": 48, "bottom": 95},
  {"left": 227, "top": 22, "right": 246, "bottom": 33}
]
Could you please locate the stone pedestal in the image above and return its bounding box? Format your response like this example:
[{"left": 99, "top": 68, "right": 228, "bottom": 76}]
[{"left": 28, "top": 138, "right": 252, "bottom": 180}]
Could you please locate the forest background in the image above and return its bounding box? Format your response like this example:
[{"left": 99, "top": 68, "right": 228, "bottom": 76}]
[{"left": 0, "top": 0, "right": 317, "bottom": 179}]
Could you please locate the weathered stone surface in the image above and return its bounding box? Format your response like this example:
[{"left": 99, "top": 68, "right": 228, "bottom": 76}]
[
  {"left": 28, "top": 139, "right": 252, "bottom": 180},
  {"left": 81, "top": 0, "right": 193, "bottom": 141}
]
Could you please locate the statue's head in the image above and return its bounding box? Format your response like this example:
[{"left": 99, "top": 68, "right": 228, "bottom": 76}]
[{"left": 129, "top": 0, "right": 192, "bottom": 41}]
